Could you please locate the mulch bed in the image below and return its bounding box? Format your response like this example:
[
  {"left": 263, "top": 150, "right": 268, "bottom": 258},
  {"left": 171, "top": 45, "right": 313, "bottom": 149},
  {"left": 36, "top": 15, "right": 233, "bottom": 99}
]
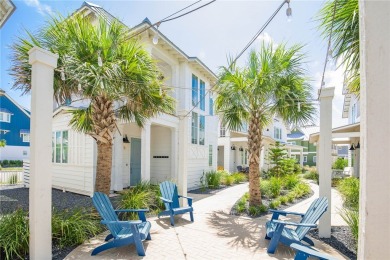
[{"left": 308, "top": 226, "right": 357, "bottom": 260}]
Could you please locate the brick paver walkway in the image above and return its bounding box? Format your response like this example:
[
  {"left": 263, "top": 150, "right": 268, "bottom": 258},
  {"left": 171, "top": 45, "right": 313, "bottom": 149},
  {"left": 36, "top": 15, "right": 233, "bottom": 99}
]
[{"left": 65, "top": 183, "right": 347, "bottom": 260}]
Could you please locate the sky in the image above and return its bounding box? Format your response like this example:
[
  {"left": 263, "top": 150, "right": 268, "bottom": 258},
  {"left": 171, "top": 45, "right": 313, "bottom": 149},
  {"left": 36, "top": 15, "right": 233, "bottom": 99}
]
[{"left": 0, "top": 0, "right": 348, "bottom": 128}]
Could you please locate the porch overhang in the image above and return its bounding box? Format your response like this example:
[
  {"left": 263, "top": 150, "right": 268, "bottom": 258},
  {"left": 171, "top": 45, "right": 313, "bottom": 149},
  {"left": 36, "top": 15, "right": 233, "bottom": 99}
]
[{"left": 309, "top": 122, "right": 360, "bottom": 144}]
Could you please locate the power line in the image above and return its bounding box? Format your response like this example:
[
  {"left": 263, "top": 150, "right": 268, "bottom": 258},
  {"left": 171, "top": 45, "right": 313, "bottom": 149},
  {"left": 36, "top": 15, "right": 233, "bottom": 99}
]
[
  {"left": 318, "top": 0, "right": 338, "bottom": 99},
  {"left": 182, "top": 0, "right": 290, "bottom": 119}
]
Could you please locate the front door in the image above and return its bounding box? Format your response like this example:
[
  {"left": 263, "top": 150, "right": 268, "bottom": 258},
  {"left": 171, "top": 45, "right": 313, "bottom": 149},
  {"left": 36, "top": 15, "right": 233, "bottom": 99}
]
[{"left": 130, "top": 138, "right": 141, "bottom": 186}]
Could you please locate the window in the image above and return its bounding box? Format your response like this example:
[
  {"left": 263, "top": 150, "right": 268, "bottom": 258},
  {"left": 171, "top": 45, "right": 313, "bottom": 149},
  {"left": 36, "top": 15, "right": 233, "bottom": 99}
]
[
  {"left": 22, "top": 134, "right": 30, "bottom": 143},
  {"left": 209, "top": 98, "right": 214, "bottom": 115},
  {"left": 52, "top": 130, "right": 69, "bottom": 163},
  {"left": 220, "top": 126, "right": 226, "bottom": 137},
  {"left": 199, "top": 115, "right": 205, "bottom": 145},
  {"left": 313, "top": 156, "right": 317, "bottom": 163},
  {"left": 192, "top": 75, "right": 199, "bottom": 106},
  {"left": 274, "top": 127, "right": 282, "bottom": 140},
  {"left": 23, "top": 151, "right": 27, "bottom": 156},
  {"left": 0, "top": 112, "right": 11, "bottom": 123},
  {"left": 244, "top": 150, "right": 248, "bottom": 165},
  {"left": 351, "top": 103, "right": 356, "bottom": 123},
  {"left": 303, "top": 156, "right": 307, "bottom": 163},
  {"left": 209, "top": 145, "right": 213, "bottom": 166},
  {"left": 200, "top": 80, "right": 205, "bottom": 111},
  {"left": 191, "top": 112, "right": 198, "bottom": 144}
]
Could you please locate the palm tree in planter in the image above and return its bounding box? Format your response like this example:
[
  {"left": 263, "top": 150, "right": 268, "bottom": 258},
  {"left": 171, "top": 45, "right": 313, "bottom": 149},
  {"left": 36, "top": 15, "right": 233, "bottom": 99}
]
[
  {"left": 10, "top": 15, "right": 175, "bottom": 194},
  {"left": 215, "top": 43, "right": 315, "bottom": 206}
]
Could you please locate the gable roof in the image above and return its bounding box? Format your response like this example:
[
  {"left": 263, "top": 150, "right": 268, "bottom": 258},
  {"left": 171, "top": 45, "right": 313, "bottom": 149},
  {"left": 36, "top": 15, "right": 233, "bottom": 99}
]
[
  {"left": 0, "top": 89, "right": 31, "bottom": 118},
  {"left": 78, "top": 2, "right": 217, "bottom": 83}
]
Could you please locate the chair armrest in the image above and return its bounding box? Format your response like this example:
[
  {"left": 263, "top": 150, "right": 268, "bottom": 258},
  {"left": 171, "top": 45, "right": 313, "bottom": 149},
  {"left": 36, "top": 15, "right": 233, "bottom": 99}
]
[
  {"left": 101, "top": 220, "right": 142, "bottom": 227},
  {"left": 269, "top": 209, "right": 305, "bottom": 220},
  {"left": 178, "top": 195, "right": 193, "bottom": 200},
  {"left": 115, "top": 209, "right": 149, "bottom": 213},
  {"left": 160, "top": 197, "right": 173, "bottom": 204},
  {"left": 272, "top": 219, "right": 317, "bottom": 228},
  {"left": 178, "top": 195, "right": 193, "bottom": 206},
  {"left": 290, "top": 243, "right": 338, "bottom": 260}
]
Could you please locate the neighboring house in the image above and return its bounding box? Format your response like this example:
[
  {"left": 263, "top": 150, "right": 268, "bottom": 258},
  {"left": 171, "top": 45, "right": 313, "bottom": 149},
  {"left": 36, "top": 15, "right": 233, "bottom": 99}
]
[
  {"left": 287, "top": 127, "right": 319, "bottom": 167},
  {"left": 217, "top": 117, "right": 302, "bottom": 172},
  {"left": 50, "top": 2, "right": 218, "bottom": 196},
  {"left": 0, "top": 0, "right": 16, "bottom": 29},
  {"left": 0, "top": 89, "right": 30, "bottom": 160},
  {"left": 310, "top": 82, "right": 360, "bottom": 177},
  {"left": 337, "top": 145, "right": 349, "bottom": 159}
]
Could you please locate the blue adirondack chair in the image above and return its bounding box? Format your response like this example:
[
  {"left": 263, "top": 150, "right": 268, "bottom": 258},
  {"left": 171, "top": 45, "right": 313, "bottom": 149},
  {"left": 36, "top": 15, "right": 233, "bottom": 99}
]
[
  {"left": 92, "top": 192, "right": 152, "bottom": 256},
  {"left": 158, "top": 181, "right": 194, "bottom": 226},
  {"left": 265, "top": 197, "right": 328, "bottom": 254},
  {"left": 291, "top": 243, "right": 338, "bottom": 260}
]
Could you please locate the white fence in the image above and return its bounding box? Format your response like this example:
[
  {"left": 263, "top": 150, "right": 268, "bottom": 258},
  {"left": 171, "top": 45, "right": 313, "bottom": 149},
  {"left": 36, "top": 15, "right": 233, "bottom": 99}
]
[
  {"left": 0, "top": 170, "right": 23, "bottom": 185},
  {"left": 23, "top": 160, "right": 30, "bottom": 187}
]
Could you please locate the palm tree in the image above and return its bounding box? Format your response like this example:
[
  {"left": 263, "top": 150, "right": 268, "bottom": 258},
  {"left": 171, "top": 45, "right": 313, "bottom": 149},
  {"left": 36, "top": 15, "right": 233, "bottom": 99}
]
[
  {"left": 216, "top": 43, "right": 315, "bottom": 206},
  {"left": 318, "top": 0, "right": 360, "bottom": 94},
  {"left": 10, "top": 15, "right": 175, "bottom": 194}
]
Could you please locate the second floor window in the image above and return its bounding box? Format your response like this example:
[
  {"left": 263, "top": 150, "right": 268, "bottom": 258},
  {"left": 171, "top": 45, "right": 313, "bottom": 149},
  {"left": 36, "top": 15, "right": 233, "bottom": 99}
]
[
  {"left": 200, "top": 80, "right": 205, "bottom": 111},
  {"left": 192, "top": 75, "right": 199, "bottom": 106},
  {"left": 0, "top": 112, "right": 11, "bottom": 123},
  {"left": 191, "top": 112, "right": 205, "bottom": 145},
  {"left": 22, "top": 134, "right": 30, "bottom": 143},
  {"left": 274, "top": 127, "right": 282, "bottom": 140},
  {"left": 220, "top": 126, "right": 226, "bottom": 137},
  {"left": 52, "top": 130, "right": 69, "bottom": 163},
  {"left": 209, "top": 98, "right": 214, "bottom": 115},
  {"left": 191, "top": 112, "right": 198, "bottom": 144}
]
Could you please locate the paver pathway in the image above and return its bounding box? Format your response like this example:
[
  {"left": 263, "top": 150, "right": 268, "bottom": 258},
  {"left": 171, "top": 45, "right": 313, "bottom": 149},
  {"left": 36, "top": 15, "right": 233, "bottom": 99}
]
[{"left": 65, "top": 183, "right": 347, "bottom": 260}]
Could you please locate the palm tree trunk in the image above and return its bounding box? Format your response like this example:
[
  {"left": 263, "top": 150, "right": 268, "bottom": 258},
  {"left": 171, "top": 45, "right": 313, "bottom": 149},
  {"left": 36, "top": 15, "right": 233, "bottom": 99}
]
[
  {"left": 91, "top": 95, "right": 116, "bottom": 194},
  {"left": 248, "top": 112, "right": 262, "bottom": 206},
  {"left": 96, "top": 143, "right": 113, "bottom": 194}
]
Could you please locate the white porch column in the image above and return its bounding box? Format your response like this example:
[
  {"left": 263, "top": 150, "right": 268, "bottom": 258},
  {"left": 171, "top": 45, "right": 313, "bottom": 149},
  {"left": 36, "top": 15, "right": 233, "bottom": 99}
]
[
  {"left": 299, "top": 149, "right": 304, "bottom": 167},
  {"left": 171, "top": 128, "right": 179, "bottom": 182},
  {"left": 178, "top": 113, "right": 188, "bottom": 202},
  {"left": 318, "top": 87, "right": 334, "bottom": 238},
  {"left": 358, "top": 1, "right": 390, "bottom": 258},
  {"left": 111, "top": 126, "right": 123, "bottom": 191},
  {"left": 141, "top": 122, "right": 151, "bottom": 182},
  {"left": 224, "top": 142, "right": 231, "bottom": 172},
  {"left": 287, "top": 148, "right": 291, "bottom": 157},
  {"left": 28, "top": 47, "right": 58, "bottom": 260}
]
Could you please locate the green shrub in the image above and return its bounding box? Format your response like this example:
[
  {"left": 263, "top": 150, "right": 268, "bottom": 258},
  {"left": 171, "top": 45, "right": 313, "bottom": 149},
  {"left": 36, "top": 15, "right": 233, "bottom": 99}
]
[
  {"left": 332, "top": 158, "right": 348, "bottom": 170},
  {"left": 248, "top": 205, "right": 268, "bottom": 216},
  {"left": 52, "top": 208, "right": 103, "bottom": 248},
  {"left": 292, "top": 182, "right": 311, "bottom": 198},
  {"left": 224, "top": 175, "right": 234, "bottom": 186},
  {"left": 260, "top": 180, "right": 272, "bottom": 198},
  {"left": 1, "top": 160, "right": 9, "bottom": 167},
  {"left": 279, "top": 196, "right": 288, "bottom": 205},
  {"left": 340, "top": 208, "right": 359, "bottom": 244},
  {"left": 236, "top": 197, "right": 247, "bottom": 213},
  {"left": 287, "top": 193, "right": 295, "bottom": 203},
  {"left": 205, "top": 170, "right": 222, "bottom": 189},
  {"left": 269, "top": 177, "right": 282, "bottom": 198},
  {"left": 118, "top": 185, "right": 154, "bottom": 219},
  {"left": 0, "top": 209, "right": 29, "bottom": 259},
  {"left": 338, "top": 177, "right": 360, "bottom": 209},
  {"left": 7, "top": 173, "right": 18, "bottom": 184},
  {"left": 231, "top": 172, "right": 247, "bottom": 183},
  {"left": 294, "top": 164, "right": 303, "bottom": 175},
  {"left": 269, "top": 200, "right": 281, "bottom": 209},
  {"left": 283, "top": 174, "right": 300, "bottom": 190},
  {"left": 303, "top": 170, "right": 319, "bottom": 183}
]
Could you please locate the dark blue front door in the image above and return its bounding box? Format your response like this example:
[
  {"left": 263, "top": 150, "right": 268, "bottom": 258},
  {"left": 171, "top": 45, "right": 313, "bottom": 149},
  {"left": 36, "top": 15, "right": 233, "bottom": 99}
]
[{"left": 130, "top": 138, "right": 141, "bottom": 186}]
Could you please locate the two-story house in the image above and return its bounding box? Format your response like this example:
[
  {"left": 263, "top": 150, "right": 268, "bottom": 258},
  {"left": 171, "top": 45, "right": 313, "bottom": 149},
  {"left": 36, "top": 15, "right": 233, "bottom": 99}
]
[
  {"left": 0, "top": 89, "right": 30, "bottom": 160},
  {"left": 49, "top": 2, "right": 218, "bottom": 196},
  {"left": 217, "top": 117, "right": 303, "bottom": 172},
  {"left": 287, "top": 127, "right": 319, "bottom": 167}
]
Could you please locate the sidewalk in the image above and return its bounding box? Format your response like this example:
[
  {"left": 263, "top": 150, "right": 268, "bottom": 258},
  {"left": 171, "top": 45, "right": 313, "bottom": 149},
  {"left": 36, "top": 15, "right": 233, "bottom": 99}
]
[{"left": 65, "top": 183, "right": 347, "bottom": 260}]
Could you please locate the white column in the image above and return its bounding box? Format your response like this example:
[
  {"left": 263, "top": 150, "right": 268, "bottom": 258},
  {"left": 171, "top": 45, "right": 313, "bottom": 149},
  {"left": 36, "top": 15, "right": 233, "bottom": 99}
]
[
  {"left": 318, "top": 87, "right": 335, "bottom": 238},
  {"left": 224, "top": 142, "right": 231, "bottom": 172},
  {"left": 111, "top": 125, "right": 123, "bottom": 191},
  {"left": 287, "top": 148, "right": 291, "bottom": 157},
  {"left": 178, "top": 113, "right": 188, "bottom": 203},
  {"left": 28, "top": 47, "right": 58, "bottom": 260},
  {"left": 141, "top": 122, "right": 151, "bottom": 181},
  {"left": 358, "top": 1, "right": 390, "bottom": 258},
  {"left": 171, "top": 128, "right": 179, "bottom": 182},
  {"left": 299, "top": 149, "right": 304, "bottom": 167}
]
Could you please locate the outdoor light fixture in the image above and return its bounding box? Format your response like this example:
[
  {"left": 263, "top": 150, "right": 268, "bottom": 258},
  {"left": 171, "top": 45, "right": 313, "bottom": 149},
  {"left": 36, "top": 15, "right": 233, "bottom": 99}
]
[
  {"left": 123, "top": 135, "right": 130, "bottom": 143},
  {"left": 239, "top": 147, "right": 244, "bottom": 151},
  {"left": 349, "top": 143, "right": 355, "bottom": 151},
  {"left": 356, "top": 142, "right": 360, "bottom": 149},
  {"left": 153, "top": 22, "right": 161, "bottom": 45},
  {"left": 231, "top": 145, "right": 236, "bottom": 150},
  {"left": 286, "top": 0, "right": 292, "bottom": 22}
]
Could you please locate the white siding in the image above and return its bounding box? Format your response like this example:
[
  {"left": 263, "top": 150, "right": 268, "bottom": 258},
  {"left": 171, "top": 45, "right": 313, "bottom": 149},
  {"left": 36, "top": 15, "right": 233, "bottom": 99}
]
[
  {"left": 150, "top": 126, "right": 172, "bottom": 183},
  {"left": 0, "top": 146, "right": 29, "bottom": 160},
  {"left": 52, "top": 112, "right": 95, "bottom": 196}
]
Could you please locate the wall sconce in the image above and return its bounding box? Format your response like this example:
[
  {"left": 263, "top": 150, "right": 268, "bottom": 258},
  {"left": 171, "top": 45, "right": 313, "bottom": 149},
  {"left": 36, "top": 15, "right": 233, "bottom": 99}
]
[
  {"left": 123, "top": 135, "right": 130, "bottom": 143},
  {"left": 355, "top": 142, "right": 360, "bottom": 149},
  {"left": 239, "top": 147, "right": 244, "bottom": 151},
  {"left": 231, "top": 145, "right": 236, "bottom": 150},
  {"left": 349, "top": 143, "right": 355, "bottom": 151}
]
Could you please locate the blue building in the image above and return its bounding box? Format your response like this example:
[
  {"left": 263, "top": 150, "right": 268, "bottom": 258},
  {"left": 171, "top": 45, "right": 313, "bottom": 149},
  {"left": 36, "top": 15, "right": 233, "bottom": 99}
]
[{"left": 0, "top": 89, "right": 30, "bottom": 160}]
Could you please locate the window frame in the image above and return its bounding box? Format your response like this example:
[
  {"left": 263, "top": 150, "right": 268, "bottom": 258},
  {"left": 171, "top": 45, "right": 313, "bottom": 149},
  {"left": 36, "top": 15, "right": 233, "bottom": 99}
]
[
  {"left": 192, "top": 75, "right": 199, "bottom": 106},
  {"left": 21, "top": 133, "right": 30, "bottom": 143},
  {"left": 199, "top": 80, "right": 205, "bottom": 111},
  {"left": 191, "top": 112, "right": 198, "bottom": 144},
  {"left": 274, "top": 127, "right": 282, "bottom": 140},
  {"left": 313, "top": 156, "right": 317, "bottom": 163},
  {"left": 303, "top": 156, "right": 307, "bottom": 163},
  {"left": 199, "top": 115, "right": 205, "bottom": 145},
  {"left": 0, "top": 112, "right": 11, "bottom": 123},
  {"left": 52, "top": 130, "right": 69, "bottom": 164}
]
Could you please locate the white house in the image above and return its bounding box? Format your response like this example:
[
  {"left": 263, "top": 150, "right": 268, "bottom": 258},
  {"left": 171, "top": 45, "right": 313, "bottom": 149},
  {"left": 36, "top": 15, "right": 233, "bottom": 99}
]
[
  {"left": 217, "top": 117, "right": 303, "bottom": 173},
  {"left": 50, "top": 2, "right": 218, "bottom": 196}
]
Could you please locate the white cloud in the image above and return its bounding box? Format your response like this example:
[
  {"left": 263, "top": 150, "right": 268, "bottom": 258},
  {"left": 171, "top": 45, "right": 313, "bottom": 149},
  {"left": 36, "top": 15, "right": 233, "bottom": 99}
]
[
  {"left": 24, "top": 0, "right": 53, "bottom": 16},
  {"left": 257, "top": 32, "right": 273, "bottom": 44}
]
